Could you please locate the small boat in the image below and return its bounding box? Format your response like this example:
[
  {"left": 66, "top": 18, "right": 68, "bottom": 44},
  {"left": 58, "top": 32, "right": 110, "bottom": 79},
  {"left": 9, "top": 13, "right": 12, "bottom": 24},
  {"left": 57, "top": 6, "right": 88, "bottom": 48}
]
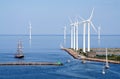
[
  {"left": 81, "top": 60, "right": 86, "bottom": 64},
  {"left": 105, "top": 48, "right": 109, "bottom": 69},
  {"left": 67, "top": 59, "right": 71, "bottom": 63},
  {"left": 15, "top": 40, "right": 24, "bottom": 58},
  {"left": 60, "top": 43, "right": 63, "bottom": 49},
  {"left": 102, "top": 66, "right": 105, "bottom": 74}
]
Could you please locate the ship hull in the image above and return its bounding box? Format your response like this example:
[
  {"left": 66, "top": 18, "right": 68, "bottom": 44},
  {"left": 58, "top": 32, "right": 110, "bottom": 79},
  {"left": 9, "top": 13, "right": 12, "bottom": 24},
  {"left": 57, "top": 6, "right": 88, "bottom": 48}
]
[{"left": 15, "top": 55, "right": 24, "bottom": 58}]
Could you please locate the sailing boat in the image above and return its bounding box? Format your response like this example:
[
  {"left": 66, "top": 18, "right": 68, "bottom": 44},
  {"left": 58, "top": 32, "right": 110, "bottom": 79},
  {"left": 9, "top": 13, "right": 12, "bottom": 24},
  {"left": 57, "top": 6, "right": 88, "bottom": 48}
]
[
  {"left": 105, "top": 48, "right": 109, "bottom": 69},
  {"left": 15, "top": 40, "right": 24, "bottom": 58},
  {"left": 102, "top": 66, "right": 105, "bottom": 74},
  {"left": 60, "top": 42, "right": 63, "bottom": 49}
]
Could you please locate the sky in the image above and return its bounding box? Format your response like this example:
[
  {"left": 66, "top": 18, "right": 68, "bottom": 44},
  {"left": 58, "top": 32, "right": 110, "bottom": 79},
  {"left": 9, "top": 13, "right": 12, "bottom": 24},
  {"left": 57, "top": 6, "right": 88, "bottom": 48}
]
[{"left": 0, "top": 0, "right": 120, "bottom": 35}]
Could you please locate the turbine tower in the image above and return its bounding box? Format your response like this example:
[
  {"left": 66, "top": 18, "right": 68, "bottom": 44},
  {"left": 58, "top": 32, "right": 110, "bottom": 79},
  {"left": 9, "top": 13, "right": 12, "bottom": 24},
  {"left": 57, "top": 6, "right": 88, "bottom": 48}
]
[
  {"left": 29, "top": 21, "right": 32, "bottom": 48},
  {"left": 70, "top": 25, "right": 73, "bottom": 48},
  {"left": 29, "top": 22, "right": 32, "bottom": 40},
  {"left": 98, "top": 26, "right": 101, "bottom": 52},
  {"left": 73, "top": 24, "right": 76, "bottom": 50},
  {"left": 98, "top": 26, "right": 101, "bottom": 40},
  {"left": 69, "top": 18, "right": 76, "bottom": 50},
  {"left": 74, "top": 19, "right": 79, "bottom": 51},
  {"left": 83, "top": 22, "right": 86, "bottom": 52}
]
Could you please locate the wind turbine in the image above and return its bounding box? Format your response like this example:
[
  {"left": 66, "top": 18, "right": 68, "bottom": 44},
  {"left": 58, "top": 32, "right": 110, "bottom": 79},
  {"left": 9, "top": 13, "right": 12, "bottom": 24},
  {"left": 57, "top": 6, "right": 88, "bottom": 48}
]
[
  {"left": 70, "top": 24, "right": 73, "bottom": 48},
  {"left": 74, "top": 19, "right": 79, "bottom": 51},
  {"left": 73, "top": 22, "right": 76, "bottom": 50},
  {"left": 79, "top": 8, "right": 98, "bottom": 52},
  {"left": 83, "top": 22, "right": 87, "bottom": 52},
  {"left": 98, "top": 26, "right": 101, "bottom": 47},
  {"left": 69, "top": 17, "right": 76, "bottom": 50},
  {"left": 29, "top": 21, "right": 32, "bottom": 48},
  {"left": 98, "top": 26, "right": 101, "bottom": 52},
  {"left": 69, "top": 17, "right": 81, "bottom": 51},
  {"left": 64, "top": 26, "right": 66, "bottom": 47},
  {"left": 29, "top": 22, "right": 32, "bottom": 40},
  {"left": 86, "top": 8, "right": 98, "bottom": 52},
  {"left": 98, "top": 26, "right": 101, "bottom": 40},
  {"left": 78, "top": 16, "right": 86, "bottom": 52}
]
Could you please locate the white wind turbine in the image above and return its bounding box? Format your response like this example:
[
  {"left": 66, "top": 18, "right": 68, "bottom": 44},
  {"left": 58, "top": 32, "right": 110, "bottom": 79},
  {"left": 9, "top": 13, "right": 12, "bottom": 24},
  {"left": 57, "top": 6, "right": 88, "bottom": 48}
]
[
  {"left": 79, "top": 8, "right": 98, "bottom": 52},
  {"left": 77, "top": 16, "right": 87, "bottom": 52},
  {"left": 69, "top": 17, "right": 80, "bottom": 51},
  {"left": 70, "top": 24, "right": 73, "bottom": 48},
  {"left": 29, "top": 21, "right": 32, "bottom": 48},
  {"left": 98, "top": 26, "right": 101, "bottom": 40},
  {"left": 69, "top": 17, "right": 76, "bottom": 50},
  {"left": 73, "top": 22, "right": 76, "bottom": 50},
  {"left": 64, "top": 26, "right": 66, "bottom": 47},
  {"left": 98, "top": 26, "right": 101, "bottom": 52},
  {"left": 74, "top": 19, "right": 79, "bottom": 51},
  {"left": 29, "top": 22, "right": 32, "bottom": 40}
]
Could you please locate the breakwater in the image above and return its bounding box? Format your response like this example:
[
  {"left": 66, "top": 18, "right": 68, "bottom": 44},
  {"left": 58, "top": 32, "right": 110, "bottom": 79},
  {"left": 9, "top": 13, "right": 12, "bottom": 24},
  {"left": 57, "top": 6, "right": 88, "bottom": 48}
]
[
  {"left": 62, "top": 48, "right": 120, "bottom": 64},
  {"left": 63, "top": 48, "right": 79, "bottom": 59},
  {"left": 0, "top": 62, "right": 63, "bottom": 66}
]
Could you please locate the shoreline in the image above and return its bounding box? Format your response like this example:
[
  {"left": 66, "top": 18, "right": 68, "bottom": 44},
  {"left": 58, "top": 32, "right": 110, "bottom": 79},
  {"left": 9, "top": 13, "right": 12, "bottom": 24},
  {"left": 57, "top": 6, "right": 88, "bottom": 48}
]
[{"left": 62, "top": 48, "right": 120, "bottom": 64}]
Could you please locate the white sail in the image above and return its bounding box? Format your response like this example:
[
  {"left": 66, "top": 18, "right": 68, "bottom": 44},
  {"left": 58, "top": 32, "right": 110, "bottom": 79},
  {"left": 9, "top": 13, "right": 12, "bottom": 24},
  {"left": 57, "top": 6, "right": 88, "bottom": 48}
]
[{"left": 105, "top": 48, "right": 109, "bottom": 69}]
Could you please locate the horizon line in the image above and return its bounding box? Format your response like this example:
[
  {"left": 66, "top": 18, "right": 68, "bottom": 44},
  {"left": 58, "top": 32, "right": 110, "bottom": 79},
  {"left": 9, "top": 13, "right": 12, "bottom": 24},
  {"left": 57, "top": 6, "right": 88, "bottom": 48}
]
[{"left": 0, "top": 34, "right": 120, "bottom": 36}]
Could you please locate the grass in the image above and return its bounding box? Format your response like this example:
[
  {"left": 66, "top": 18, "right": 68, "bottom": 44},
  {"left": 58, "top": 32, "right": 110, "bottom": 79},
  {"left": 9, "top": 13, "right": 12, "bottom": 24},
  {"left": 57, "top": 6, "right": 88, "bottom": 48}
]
[{"left": 96, "top": 54, "right": 120, "bottom": 61}]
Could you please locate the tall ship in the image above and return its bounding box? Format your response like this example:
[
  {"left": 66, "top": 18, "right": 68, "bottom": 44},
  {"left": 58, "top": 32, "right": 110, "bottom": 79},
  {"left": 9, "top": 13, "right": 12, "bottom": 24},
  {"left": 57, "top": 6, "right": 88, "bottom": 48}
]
[{"left": 15, "top": 40, "right": 24, "bottom": 58}]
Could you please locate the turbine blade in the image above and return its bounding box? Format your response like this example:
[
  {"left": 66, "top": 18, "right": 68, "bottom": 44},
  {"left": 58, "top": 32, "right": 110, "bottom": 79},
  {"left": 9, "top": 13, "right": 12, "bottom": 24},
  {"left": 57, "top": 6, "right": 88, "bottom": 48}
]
[
  {"left": 90, "top": 22, "right": 97, "bottom": 33},
  {"left": 78, "top": 16, "right": 85, "bottom": 21},
  {"left": 78, "top": 21, "right": 83, "bottom": 25},
  {"left": 75, "top": 16, "right": 79, "bottom": 22},
  {"left": 89, "top": 8, "right": 94, "bottom": 20},
  {"left": 68, "top": 17, "right": 75, "bottom": 26},
  {"left": 76, "top": 16, "right": 85, "bottom": 25},
  {"left": 68, "top": 17, "right": 73, "bottom": 24}
]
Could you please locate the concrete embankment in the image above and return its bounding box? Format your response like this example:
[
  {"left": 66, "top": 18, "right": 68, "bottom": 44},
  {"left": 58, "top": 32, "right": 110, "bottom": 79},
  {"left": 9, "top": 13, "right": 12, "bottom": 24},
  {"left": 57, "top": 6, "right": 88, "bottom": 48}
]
[
  {"left": 62, "top": 48, "right": 79, "bottom": 59},
  {"left": 62, "top": 48, "right": 120, "bottom": 64},
  {"left": 0, "top": 62, "right": 63, "bottom": 66}
]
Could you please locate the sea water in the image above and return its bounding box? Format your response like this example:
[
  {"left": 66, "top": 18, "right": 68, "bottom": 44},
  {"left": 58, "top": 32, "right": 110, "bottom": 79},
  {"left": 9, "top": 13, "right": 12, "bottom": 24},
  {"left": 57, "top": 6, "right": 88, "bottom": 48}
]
[{"left": 0, "top": 35, "right": 120, "bottom": 79}]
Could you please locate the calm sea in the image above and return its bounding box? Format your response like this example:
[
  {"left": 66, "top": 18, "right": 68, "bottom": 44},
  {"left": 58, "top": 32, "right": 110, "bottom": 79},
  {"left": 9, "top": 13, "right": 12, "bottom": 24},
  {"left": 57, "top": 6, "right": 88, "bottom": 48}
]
[{"left": 0, "top": 35, "right": 120, "bottom": 79}]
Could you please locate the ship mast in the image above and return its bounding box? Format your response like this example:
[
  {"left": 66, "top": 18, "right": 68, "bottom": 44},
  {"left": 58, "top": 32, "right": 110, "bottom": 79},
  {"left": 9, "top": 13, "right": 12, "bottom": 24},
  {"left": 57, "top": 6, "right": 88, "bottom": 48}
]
[{"left": 17, "top": 40, "right": 23, "bottom": 54}]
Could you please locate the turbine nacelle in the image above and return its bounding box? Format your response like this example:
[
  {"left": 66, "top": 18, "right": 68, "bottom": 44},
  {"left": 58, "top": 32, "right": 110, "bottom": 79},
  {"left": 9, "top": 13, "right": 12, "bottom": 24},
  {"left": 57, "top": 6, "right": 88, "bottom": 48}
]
[
  {"left": 69, "top": 17, "right": 80, "bottom": 27},
  {"left": 78, "top": 8, "right": 97, "bottom": 33},
  {"left": 74, "top": 21, "right": 79, "bottom": 27},
  {"left": 70, "top": 23, "right": 75, "bottom": 26}
]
